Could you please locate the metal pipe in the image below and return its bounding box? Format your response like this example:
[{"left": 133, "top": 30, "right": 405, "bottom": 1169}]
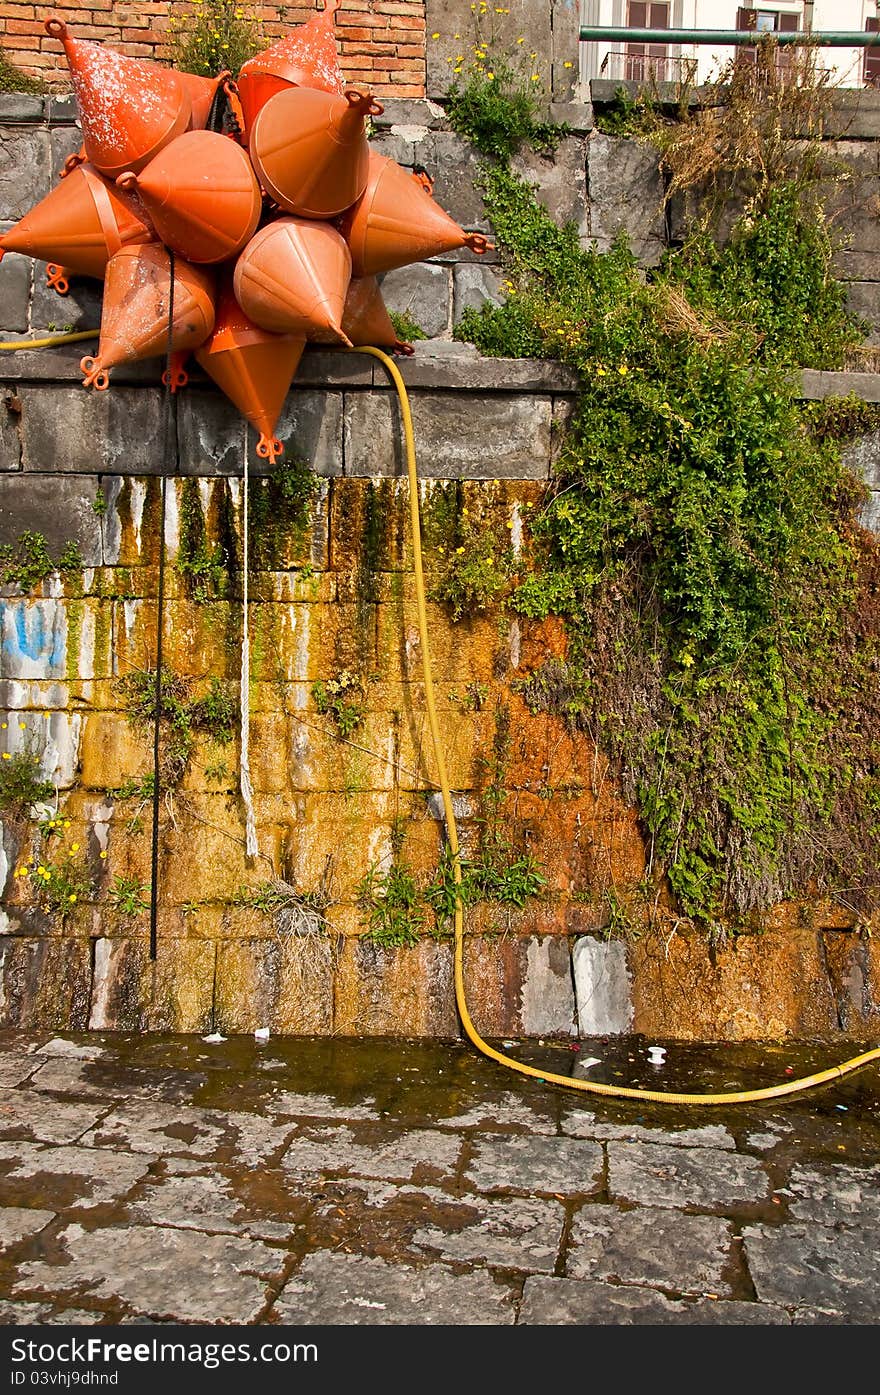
[{"left": 579, "top": 28, "right": 880, "bottom": 47}]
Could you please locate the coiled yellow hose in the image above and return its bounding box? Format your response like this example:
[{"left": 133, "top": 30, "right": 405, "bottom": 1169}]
[{"left": 356, "top": 344, "right": 880, "bottom": 1105}]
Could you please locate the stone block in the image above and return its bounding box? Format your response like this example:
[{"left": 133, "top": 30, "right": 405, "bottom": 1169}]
[
  {"left": 629, "top": 926, "right": 839, "bottom": 1040},
  {"left": 572, "top": 936, "right": 634, "bottom": 1035},
  {"left": 332, "top": 937, "right": 457, "bottom": 1035},
  {"left": 520, "top": 935, "right": 577, "bottom": 1036},
  {"left": 29, "top": 268, "right": 103, "bottom": 334},
  {"left": 833, "top": 249, "right": 880, "bottom": 282},
  {"left": 0, "top": 387, "right": 20, "bottom": 471},
  {"left": 587, "top": 132, "right": 666, "bottom": 265},
  {"left": 48, "top": 127, "right": 84, "bottom": 182},
  {"left": 215, "top": 936, "right": 336, "bottom": 1034},
  {"left": 344, "top": 390, "right": 553, "bottom": 479},
  {"left": 419, "top": 131, "right": 490, "bottom": 230},
  {"left": 177, "top": 388, "right": 343, "bottom": 478},
  {"left": 551, "top": 0, "right": 581, "bottom": 102},
  {"left": 842, "top": 429, "right": 880, "bottom": 493},
  {"left": 0, "top": 95, "right": 45, "bottom": 123},
  {"left": 0, "top": 128, "right": 51, "bottom": 220},
  {"left": 372, "top": 98, "right": 447, "bottom": 131},
  {"left": 0, "top": 246, "right": 31, "bottom": 333},
  {"left": 19, "top": 386, "right": 166, "bottom": 475},
  {"left": 89, "top": 936, "right": 216, "bottom": 1032},
  {"left": 861, "top": 490, "right": 880, "bottom": 533},
  {"left": 78, "top": 712, "right": 151, "bottom": 790},
  {"left": 845, "top": 281, "right": 880, "bottom": 344},
  {"left": 460, "top": 935, "right": 531, "bottom": 1038},
  {"left": 396, "top": 343, "right": 580, "bottom": 392},
  {"left": 375, "top": 600, "right": 502, "bottom": 685},
  {"left": 47, "top": 96, "right": 78, "bottom": 125},
  {"left": 0, "top": 473, "right": 103, "bottom": 566},
  {"left": 328, "top": 475, "right": 409, "bottom": 571},
  {"left": 366, "top": 131, "right": 416, "bottom": 167},
  {"left": 452, "top": 263, "right": 505, "bottom": 323},
  {"left": 378, "top": 263, "right": 451, "bottom": 339},
  {"left": 512, "top": 135, "right": 589, "bottom": 239},
  {"left": 0, "top": 936, "right": 92, "bottom": 1029}
]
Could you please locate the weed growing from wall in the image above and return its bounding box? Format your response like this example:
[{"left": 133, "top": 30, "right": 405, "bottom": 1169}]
[
  {"left": 117, "top": 668, "right": 237, "bottom": 789},
  {"left": 448, "top": 46, "right": 880, "bottom": 930},
  {"left": 0, "top": 749, "right": 53, "bottom": 819},
  {"left": 169, "top": 0, "right": 263, "bottom": 78},
  {"left": 0, "top": 532, "right": 82, "bottom": 593}
]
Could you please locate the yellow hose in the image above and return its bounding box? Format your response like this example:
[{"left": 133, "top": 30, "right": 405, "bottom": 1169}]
[
  {"left": 0, "top": 331, "right": 99, "bottom": 351},
  {"left": 356, "top": 344, "right": 880, "bottom": 1105}
]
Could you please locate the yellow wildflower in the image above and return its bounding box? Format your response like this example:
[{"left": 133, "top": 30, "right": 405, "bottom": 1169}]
[{"left": 1, "top": 753, "right": 9, "bottom": 761}]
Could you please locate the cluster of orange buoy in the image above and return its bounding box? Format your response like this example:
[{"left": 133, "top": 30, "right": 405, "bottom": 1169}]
[{"left": 0, "top": 3, "right": 489, "bottom": 462}]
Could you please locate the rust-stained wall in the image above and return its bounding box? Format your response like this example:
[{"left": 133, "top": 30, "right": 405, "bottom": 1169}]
[{"left": 2, "top": 470, "right": 880, "bottom": 1042}]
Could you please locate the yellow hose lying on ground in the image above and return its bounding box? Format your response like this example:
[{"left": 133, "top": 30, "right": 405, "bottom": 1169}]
[
  {"left": 356, "top": 344, "right": 880, "bottom": 1106},
  {"left": 3, "top": 328, "right": 877, "bottom": 1101}
]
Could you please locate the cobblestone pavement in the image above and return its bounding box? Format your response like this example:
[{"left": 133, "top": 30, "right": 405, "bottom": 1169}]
[{"left": 0, "top": 1031, "right": 879, "bottom": 1327}]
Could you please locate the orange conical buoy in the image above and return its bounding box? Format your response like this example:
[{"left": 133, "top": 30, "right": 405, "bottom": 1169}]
[
  {"left": 341, "top": 276, "right": 413, "bottom": 354},
  {"left": 45, "top": 16, "right": 191, "bottom": 180},
  {"left": 176, "top": 70, "right": 229, "bottom": 131},
  {"left": 0, "top": 162, "right": 155, "bottom": 289},
  {"left": 236, "top": 0, "right": 344, "bottom": 136},
  {"left": 195, "top": 281, "right": 306, "bottom": 463},
  {"left": 250, "top": 86, "right": 382, "bottom": 220},
  {"left": 117, "top": 131, "right": 262, "bottom": 265},
  {"left": 233, "top": 216, "right": 352, "bottom": 344},
  {"left": 340, "top": 153, "right": 491, "bottom": 277},
  {"left": 79, "top": 243, "right": 215, "bottom": 390}
]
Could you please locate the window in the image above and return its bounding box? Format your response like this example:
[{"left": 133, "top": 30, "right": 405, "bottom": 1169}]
[
  {"left": 866, "top": 18, "right": 880, "bottom": 89},
  {"left": 625, "top": 1, "right": 670, "bottom": 83},
  {"left": 736, "top": 7, "right": 800, "bottom": 71}
]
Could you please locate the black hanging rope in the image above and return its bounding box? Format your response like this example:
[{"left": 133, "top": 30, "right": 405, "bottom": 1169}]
[{"left": 149, "top": 248, "right": 176, "bottom": 961}]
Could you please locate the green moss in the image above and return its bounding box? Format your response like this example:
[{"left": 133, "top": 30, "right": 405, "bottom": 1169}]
[
  {"left": 247, "top": 456, "right": 318, "bottom": 572},
  {"left": 64, "top": 599, "right": 83, "bottom": 683},
  {"left": 451, "top": 102, "right": 880, "bottom": 928},
  {"left": 177, "top": 478, "right": 229, "bottom": 604}
]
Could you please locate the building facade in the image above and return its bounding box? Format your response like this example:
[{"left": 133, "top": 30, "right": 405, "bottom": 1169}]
[{"left": 579, "top": 0, "right": 880, "bottom": 89}]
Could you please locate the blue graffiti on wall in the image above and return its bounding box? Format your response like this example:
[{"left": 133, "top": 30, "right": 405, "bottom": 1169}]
[{"left": 0, "top": 600, "right": 67, "bottom": 679}]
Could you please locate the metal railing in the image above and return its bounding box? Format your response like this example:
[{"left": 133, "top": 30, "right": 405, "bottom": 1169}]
[{"left": 580, "top": 28, "right": 880, "bottom": 48}]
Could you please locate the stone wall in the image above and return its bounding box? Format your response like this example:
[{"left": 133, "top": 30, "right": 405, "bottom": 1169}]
[
  {"left": 1, "top": 99, "right": 880, "bottom": 1043},
  {"left": 1, "top": 1, "right": 428, "bottom": 99}
]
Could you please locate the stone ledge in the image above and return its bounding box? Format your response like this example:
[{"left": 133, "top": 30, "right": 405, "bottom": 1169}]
[
  {"left": 2, "top": 342, "right": 878, "bottom": 403},
  {"left": 589, "top": 79, "right": 880, "bottom": 139}
]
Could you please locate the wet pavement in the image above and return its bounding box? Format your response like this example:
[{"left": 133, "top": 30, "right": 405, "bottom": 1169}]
[{"left": 0, "top": 1030, "right": 879, "bottom": 1327}]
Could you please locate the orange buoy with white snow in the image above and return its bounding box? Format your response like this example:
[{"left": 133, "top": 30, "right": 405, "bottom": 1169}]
[
  {"left": 80, "top": 243, "right": 215, "bottom": 390},
  {"left": 236, "top": 0, "right": 344, "bottom": 136},
  {"left": 45, "top": 15, "right": 191, "bottom": 180}
]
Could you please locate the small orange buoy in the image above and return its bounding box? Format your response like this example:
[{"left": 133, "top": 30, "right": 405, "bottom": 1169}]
[
  {"left": 80, "top": 243, "right": 215, "bottom": 390},
  {"left": 237, "top": 0, "right": 344, "bottom": 136},
  {"left": 117, "top": 131, "right": 262, "bottom": 265},
  {"left": 45, "top": 16, "right": 191, "bottom": 180},
  {"left": 340, "top": 153, "right": 490, "bottom": 277},
  {"left": 341, "top": 276, "right": 413, "bottom": 354},
  {"left": 250, "top": 86, "right": 381, "bottom": 221},
  {"left": 234, "top": 216, "right": 352, "bottom": 344},
  {"left": 0, "top": 162, "right": 154, "bottom": 287},
  {"left": 195, "top": 280, "right": 306, "bottom": 464}
]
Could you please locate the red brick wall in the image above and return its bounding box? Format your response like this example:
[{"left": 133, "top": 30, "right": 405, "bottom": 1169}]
[{"left": 0, "top": 1, "right": 427, "bottom": 97}]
